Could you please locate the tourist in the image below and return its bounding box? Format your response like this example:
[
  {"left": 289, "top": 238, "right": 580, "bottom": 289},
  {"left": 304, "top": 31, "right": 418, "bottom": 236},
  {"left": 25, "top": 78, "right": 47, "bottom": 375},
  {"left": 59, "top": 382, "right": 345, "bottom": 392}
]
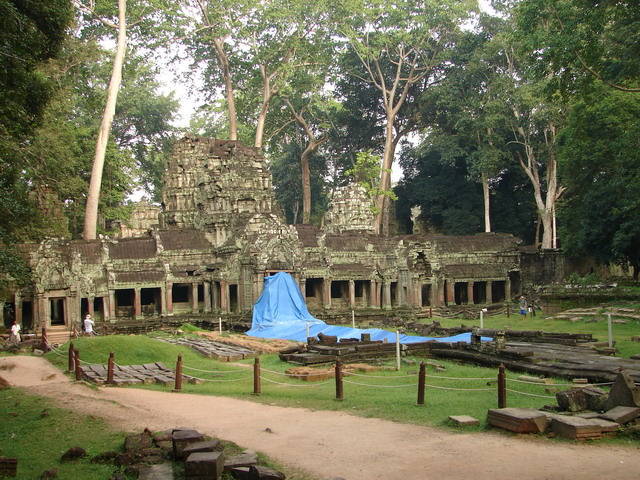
[
  {"left": 83, "top": 314, "right": 95, "bottom": 336},
  {"left": 9, "top": 321, "right": 21, "bottom": 344},
  {"left": 519, "top": 296, "right": 528, "bottom": 320}
]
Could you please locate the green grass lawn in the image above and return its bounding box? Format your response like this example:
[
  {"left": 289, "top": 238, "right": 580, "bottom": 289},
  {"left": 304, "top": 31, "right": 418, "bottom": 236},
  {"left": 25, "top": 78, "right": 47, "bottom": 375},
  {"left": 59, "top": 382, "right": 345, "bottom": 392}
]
[
  {"left": 40, "top": 330, "right": 627, "bottom": 434},
  {"left": 0, "top": 388, "right": 134, "bottom": 479},
  {"left": 36, "top": 304, "right": 640, "bottom": 446}
]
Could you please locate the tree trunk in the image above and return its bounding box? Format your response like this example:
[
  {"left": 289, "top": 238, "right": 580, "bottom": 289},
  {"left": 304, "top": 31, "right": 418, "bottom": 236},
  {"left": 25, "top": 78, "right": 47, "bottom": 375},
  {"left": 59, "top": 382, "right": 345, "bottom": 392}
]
[
  {"left": 214, "top": 38, "right": 237, "bottom": 141},
  {"left": 482, "top": 171, "right": 491, "bottom": 232},
  {"left": 83, "top": 0, "right": 127, "bottom": 240},
  {"left": 375, "top": 120, "right": 397, "bottom": 234},
  {"left": 301, "top": 148, "right": 312, "bottom": 224}
]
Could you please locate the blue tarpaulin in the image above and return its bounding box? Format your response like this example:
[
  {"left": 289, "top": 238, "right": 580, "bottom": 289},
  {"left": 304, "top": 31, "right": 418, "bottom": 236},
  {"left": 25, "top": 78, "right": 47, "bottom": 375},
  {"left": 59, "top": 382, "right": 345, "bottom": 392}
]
[{"left": 246, "top": 272, "right": 477, "bottom": 344}]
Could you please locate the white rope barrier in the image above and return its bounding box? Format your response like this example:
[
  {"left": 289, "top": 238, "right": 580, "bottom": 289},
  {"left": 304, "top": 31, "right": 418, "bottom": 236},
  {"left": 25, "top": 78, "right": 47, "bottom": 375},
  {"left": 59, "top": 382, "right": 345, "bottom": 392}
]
[
  {"left": 260, "top": 376, "right": 332, "bottom": 387},
  {"left": 506, "top": 388, "right": 555, "bottom": 400},
  {"left": 260, "top": 367, "right": 332, "bottom": 378},
  {"left": 183, "top": 365, "right": 247, "bottom": 375},
  {"left": 343, "top": 379, "right": 416, "bottom": 388},
  {"left": 347, "top": 371, "right": 415, "bottom": 379},
  {"left": 425, "top": 374, "right": 494, "bottom": 381},
  {"left": 198, "top": 375, "right": 251, "bottom": 383},
  {"left": 425, "top": 384, "right": 493, "bottom": 392}
]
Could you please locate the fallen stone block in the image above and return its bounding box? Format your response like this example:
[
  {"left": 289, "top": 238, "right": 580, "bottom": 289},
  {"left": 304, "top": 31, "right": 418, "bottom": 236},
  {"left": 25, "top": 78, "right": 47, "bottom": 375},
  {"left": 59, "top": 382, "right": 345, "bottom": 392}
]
[
  {"left": 487, "top": 408, "right": 549, "bottom": 433},
  {"left": 172, "top": 430, "right": 205, "bottom": 460},
  {"left": 185, "top": 451, "right": 225, "bottom": 480},
  {"left": 182, "top": 440, "right": 222, "bottom": 457},
  {"left": 599, "top": 406, "right": 640, "bottom": 425},
  {"left": 249, "top": 465, "right": 286, "bottom": 480},
  {"left": 605, "top": 370, "right": 640, "bottom": 410},
  {"left": 448, "top": 415, "right": 479, "bottom": 427},
  {"left": 224, "top": 450, "right": 259, "bottom": 472},
  {"left": 550, "top": 415, "right": 619, "bottom": 440}
]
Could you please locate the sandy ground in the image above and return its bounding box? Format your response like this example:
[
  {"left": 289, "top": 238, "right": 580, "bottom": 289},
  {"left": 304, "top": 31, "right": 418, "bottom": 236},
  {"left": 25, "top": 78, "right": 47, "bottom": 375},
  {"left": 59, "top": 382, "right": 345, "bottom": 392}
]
[{"left": 1, "top": 355, "right": 640, "bottom": 480}]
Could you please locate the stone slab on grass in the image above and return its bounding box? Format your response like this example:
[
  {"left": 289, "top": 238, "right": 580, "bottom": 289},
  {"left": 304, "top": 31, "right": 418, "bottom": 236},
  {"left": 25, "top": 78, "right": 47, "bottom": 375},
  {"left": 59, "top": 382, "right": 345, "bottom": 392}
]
[
  {"left": 599, "top": 406, "right": 640, "bottom": 424},
  {"left": 487, "top": 408, "right": 549, "bottom": 433},
  {"left": 448, "top": 415, "right": 480, "bottom": 426}
]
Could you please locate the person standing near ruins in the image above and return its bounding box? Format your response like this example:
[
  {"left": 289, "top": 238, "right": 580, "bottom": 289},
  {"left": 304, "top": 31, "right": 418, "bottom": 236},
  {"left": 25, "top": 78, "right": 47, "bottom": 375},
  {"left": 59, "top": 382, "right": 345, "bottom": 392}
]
[
  {"left": 83, "top": 314, "right": 95, "bottom": 336},
  {"left": 519, "top": 296, "right": 528, "bottom": 320},
  {"left": 9, "top": 321, "right": 21, "bottom": 344}
]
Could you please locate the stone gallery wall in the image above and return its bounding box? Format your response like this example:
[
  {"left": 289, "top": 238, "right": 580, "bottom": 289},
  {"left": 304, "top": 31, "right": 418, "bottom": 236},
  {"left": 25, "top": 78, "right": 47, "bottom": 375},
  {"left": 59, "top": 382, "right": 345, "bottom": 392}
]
[{"left": 3, "top": 136, "right": 557, "bottom": 331}]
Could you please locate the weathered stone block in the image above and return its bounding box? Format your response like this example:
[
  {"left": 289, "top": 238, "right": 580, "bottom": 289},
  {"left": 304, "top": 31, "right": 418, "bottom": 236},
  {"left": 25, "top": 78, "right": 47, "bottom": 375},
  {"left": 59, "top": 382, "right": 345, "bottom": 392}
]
[
  {"left": 605, "top": 370, "right": 640, "bottom": 410},
  {"left": 249, "top": 465, "right": 286, "bottom": 480},
  {"left": 599, "top": 406, "right": 640, "bottom": 424},
  {"left": 448, "top": 415, "right": 480, "bottom": 427},
  {"left": 182, "top": 440, "right": 222, "bottom": 457},
  {"left": 172, "top": 430, "right": 204, "bottom": 460},
  {"left": 224, "top": 451, "right": 258, "bottom": 472},
  {"left": 185, "top": 451, "right": 225, "bottom": 480},
  {"left": 487, "top": 408, "right": 549, "bottom": 433}
]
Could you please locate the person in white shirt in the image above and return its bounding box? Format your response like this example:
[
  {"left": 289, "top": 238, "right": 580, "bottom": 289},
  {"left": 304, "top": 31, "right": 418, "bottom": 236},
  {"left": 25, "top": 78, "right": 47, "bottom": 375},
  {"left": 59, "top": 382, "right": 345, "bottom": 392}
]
[
  {"left": 10, "top": 321, "right": 21, "bottom": 344},
  {"left": 83, "top": 314, "right": 95, "bottom": 336}
]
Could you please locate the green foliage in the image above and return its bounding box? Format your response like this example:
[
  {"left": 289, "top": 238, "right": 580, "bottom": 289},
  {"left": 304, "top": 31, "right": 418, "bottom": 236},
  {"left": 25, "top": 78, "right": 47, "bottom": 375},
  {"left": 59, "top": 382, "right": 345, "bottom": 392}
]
[
  {"left": 564, "top": 272, "right": 602, "bottom": 286},
  {"left": 345, "top": 151, "right": 396, "bottom": 215},
  {"left": 558, "top": 85, "right": 640, "bottom": 277}
]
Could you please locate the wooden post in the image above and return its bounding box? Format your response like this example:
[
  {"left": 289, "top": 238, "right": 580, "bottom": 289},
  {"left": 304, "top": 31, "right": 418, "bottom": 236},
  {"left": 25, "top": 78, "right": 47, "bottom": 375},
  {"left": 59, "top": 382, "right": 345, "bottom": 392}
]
[
  {"left": 74, "top": 349, "right": 81, "bottom": 381},
  {"left": 253, "top": 357, "right": 261, "bottom": 395},
  {"left": 68, "top": 342, "right": 75, "bottom": 372},
  {"left": 335, "top": 360, "right": 343, "bottom": 401},
  {"left": 506, "top": 304, "right": 510, "bottom": 318},
  {"left": 107, "top": 352, "right": 115, "bottom": 385},
  {"left": 174, "top": 354, "right": 183, "bottom": 392},
  {"left": 429, "top": 307, "right": 432, "bottom": 319},
  {"left": 498, "top": 363, "right": 506, "bottom": 408},
  {"left": 417, "top": 362, "right": 426, "bottom": 406}
]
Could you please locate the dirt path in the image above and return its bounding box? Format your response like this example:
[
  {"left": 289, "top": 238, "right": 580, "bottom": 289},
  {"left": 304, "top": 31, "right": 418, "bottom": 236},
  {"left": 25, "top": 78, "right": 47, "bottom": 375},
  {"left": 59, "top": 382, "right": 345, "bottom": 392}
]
[{"left": 1, "top": 356, "right": 639, "bottom": 480}]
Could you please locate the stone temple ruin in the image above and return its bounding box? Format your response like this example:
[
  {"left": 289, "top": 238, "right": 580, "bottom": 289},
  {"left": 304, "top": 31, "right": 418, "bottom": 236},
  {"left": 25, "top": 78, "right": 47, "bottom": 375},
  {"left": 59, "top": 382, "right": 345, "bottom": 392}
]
[{"left": 2, "top": 136, "right": 563, "bottom": 332}]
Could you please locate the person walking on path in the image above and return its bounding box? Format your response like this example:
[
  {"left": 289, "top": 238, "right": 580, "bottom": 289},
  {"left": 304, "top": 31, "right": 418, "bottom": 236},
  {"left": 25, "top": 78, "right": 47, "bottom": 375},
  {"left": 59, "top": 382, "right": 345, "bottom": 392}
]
[
  {"left": 9, "top": 321, "right": 21, "bottom": 344},
  {"left": 519, "top": 296, "right": 528, "bottom": 320},
  {"left": 83, "top": 314, "right": 95, "bottom": 336}
]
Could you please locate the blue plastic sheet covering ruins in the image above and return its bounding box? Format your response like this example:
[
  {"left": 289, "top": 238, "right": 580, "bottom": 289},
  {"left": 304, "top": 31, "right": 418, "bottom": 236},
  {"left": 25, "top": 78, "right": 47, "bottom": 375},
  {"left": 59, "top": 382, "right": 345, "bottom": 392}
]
[{"left": 245, "top": 272, "right": 477, "bottom": 344}]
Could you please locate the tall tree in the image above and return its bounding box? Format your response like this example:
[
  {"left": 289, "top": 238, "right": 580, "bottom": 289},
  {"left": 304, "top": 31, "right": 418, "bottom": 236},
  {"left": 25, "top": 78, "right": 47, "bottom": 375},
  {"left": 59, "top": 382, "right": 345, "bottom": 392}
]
[
  {"left": 73, "top": 0, "right": 180, "bottom": 240},
  {"left": 333, "top": 0, "right": 476, "bottom": 233}
]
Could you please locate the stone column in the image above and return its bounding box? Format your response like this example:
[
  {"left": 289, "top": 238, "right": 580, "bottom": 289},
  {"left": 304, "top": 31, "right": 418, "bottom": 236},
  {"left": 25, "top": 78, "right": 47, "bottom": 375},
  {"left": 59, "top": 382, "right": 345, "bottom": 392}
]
[
  {"left": 322, "top": 278, "right": 332, "bottom": 309},
  {"left": 160, "top": 285, "right": 167, "bottom": 316},
  {"left": 505, "top": 278, "right": 512, "bottom": 302},
  {"left": 109, "top": 290, "right": 116, "bottom": 321},
  {"left": 134, "top": 287, "right": 142, "bottom": 319},
  {"left": 191, "top": 283, "right": 199, "bottom": 313},
  {"left": 383, "top": 281, "right": 392, "bottom": 310},
  {"left": 299, "top": 278, "right": 307, "bottom": 301},
  {"left": 348, "top": 280, "right": 355, "bottom": 309},
  {"left": 166, "top": 282, "right": 174, "bottom": 316},
  {"left": 467, "top": 282, "right": 475, "bottom": 305},
  {"left": 486, "top": 281, "right": 493, "bottom": 304},
  {"left": 446, "top": 281, "right": 455, "bottom": 305},
  {"left": 413, "top": 283, "right": 422, "bottom": 309},
  {"left": 14, "top": 292, "right": 22, "bottom": 325},
  {"left": 220, "top": 280, "right": 229, "bottom": 312},
  {"left": 203, "top": 282, "right": 212, "bottom": 313},
  {"left": 88, "top": 296, "right": 95, "bottom": 318},
  {"left": 101, "top": 297, "right": 108, "bottom": 322},
  {"left": 212, "top": 282, "right": 220, "bottom": 311}
]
